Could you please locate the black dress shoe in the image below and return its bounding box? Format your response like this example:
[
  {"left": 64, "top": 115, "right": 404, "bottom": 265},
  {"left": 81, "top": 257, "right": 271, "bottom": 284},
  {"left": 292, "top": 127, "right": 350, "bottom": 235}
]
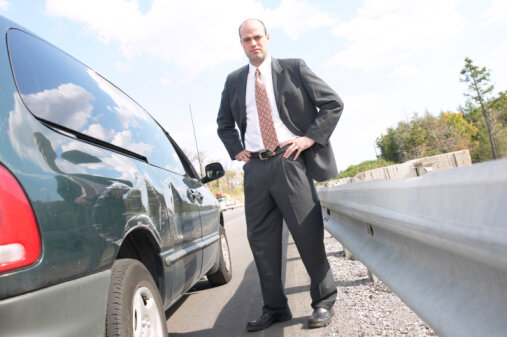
[
  {"left": 246, "top": 311, "right": 292, "bottom": 332},
  {"left": 308, "top": 307, "right": 333, "bottom": 329}
]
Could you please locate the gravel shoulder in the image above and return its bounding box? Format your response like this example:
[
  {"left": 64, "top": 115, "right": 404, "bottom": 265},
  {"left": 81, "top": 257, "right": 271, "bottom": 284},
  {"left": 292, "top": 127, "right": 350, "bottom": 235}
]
[{"left": 321, "top": 230, "right": 437, "bottom": 337}]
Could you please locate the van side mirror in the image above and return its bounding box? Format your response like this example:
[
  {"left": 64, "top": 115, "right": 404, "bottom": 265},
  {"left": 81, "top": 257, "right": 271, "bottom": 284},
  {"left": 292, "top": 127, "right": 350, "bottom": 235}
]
[{"left": 201, "top": 162, "right": 225, "bottom": 184}]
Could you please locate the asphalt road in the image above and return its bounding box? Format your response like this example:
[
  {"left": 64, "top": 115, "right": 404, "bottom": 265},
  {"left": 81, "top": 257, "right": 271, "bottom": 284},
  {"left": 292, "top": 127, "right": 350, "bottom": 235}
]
[{"left": 165, "top": 208, "right": 325, "bottom": 337}]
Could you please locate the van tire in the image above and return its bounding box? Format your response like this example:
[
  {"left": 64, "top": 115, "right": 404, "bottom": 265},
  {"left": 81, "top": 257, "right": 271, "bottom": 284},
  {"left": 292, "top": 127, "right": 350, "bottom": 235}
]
[
  {"left": 106, "top": 259, "right": 167, "bottom": 337},
  {"left": 207, "top": 225, "right": 232, "bottom": 286}
]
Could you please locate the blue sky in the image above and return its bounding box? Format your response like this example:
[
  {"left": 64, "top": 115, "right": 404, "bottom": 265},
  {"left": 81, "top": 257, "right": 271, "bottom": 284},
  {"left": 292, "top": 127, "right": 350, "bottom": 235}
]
[{"left": 1, "top": 0, "right": 506, "bottom": 172}]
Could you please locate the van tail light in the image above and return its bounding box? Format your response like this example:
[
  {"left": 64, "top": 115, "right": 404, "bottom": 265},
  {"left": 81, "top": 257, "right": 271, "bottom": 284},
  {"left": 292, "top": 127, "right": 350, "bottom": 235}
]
[{"left": 0, "top": 164, "right": 41, "bottom": 273}]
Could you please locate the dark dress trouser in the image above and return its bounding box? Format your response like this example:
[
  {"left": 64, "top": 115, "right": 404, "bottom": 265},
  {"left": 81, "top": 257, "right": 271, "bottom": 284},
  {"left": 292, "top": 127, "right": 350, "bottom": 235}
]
[{"left": 243, "top": 152, "right": 337, "bottom": 314}]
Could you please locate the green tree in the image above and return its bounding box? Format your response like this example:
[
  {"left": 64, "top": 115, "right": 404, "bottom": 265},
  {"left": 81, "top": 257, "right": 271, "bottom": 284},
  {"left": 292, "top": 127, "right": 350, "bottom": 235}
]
[
  {"left": 436, "top": 112, "right": 479, "bottom": 153},
  {"left": 181, "top": 148, "right": 207, "bottom": 177},
  {"left": 459, "top": 91, "right": 507, "bottom": 161},
  {"left": 376, "top": 126, "right": 401, "bottom": 162},
  {"left": 376, "top": 112, "right": 477, "bottom": 163},
  {"left": 337, "top": 159, "right": 396, "bottom": 179},
  {"left": 459, "top": 101, "right": 488, "bottom": 161},
  {"left": 183, "top": 148, "right": 245, "bottom": 200},
  {"left": 460, "top": 57, "right": 497, "bottom": 159},
  {"left": 487, "top": 91, "right": 507, "bottom": 157}
]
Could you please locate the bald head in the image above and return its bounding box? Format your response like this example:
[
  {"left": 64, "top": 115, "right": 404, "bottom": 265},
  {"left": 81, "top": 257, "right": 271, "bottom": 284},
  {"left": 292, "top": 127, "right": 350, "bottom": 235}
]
[
  {"left": 238, "top": 18, "right": 267, "bottom": 39},
  {"left": 238, "top": 18, "right": 270, "bottom": 66}
]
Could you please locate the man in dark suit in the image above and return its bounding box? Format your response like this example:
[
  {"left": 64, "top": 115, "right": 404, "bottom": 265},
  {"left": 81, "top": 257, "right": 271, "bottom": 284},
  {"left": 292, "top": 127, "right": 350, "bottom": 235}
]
[{"left": 217, "top": 18, "right": 343, "bottom": 332}]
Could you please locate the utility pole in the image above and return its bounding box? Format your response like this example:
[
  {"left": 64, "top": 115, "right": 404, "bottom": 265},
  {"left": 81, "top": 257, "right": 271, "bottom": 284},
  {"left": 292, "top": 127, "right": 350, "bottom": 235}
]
[{"left": 189, "top": 103, "right": 203, "bottom": 176}]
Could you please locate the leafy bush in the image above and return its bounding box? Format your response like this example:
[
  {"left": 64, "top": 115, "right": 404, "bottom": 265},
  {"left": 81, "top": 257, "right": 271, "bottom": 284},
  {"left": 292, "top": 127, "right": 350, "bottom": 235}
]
[{"left": 337, "top": 158, "right": 396, "bottom": 179}]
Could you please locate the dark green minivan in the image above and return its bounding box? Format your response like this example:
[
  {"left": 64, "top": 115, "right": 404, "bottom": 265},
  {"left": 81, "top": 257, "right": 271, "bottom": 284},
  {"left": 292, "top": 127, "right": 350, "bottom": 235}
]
[{"left": 0, "top": 15, "right": 231, "bottom": 337}]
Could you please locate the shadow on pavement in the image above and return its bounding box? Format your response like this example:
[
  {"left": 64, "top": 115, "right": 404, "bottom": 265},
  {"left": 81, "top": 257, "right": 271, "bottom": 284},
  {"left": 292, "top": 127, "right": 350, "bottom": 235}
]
[
  {"left": 167, "top": 260, "right": 315, "bottom": 336},
  {"left": 167, "top": 225, "right": 299, "bottom": 336},
  {"left": 285, "top": 284, "right": 310, "bottom": 296},
  {"left": 165, "top": 280, "right": 215, "bottom": 321},
  {"left": 286, "top": 256, "right": 302, "bottom": 262},
  {"left": 167, "top": 262, "right": 260, "bottom": 337}
]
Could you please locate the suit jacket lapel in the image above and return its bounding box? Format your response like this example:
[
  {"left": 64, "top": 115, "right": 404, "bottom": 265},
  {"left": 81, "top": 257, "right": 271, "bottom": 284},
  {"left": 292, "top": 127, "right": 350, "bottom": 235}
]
[
  {"left": 271, "top": 58, "right": 303, "bottom": 136},
  {"left": 271, "top": 58, "right": 284, "bottom": 115},
  {"left": 237, "top": 65, "right": 249, "bottom": 123}
]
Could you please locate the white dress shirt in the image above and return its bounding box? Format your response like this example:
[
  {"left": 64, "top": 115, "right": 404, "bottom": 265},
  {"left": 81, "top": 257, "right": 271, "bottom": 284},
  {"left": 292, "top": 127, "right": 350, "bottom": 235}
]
[{"left": 244, "top": 56, "right": 298, "bottom": 152}]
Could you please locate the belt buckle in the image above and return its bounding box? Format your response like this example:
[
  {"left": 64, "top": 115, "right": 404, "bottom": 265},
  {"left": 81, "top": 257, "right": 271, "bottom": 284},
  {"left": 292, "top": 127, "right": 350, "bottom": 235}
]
[{"left": 259, "top": 150, "right": 270, "bottom": 160}]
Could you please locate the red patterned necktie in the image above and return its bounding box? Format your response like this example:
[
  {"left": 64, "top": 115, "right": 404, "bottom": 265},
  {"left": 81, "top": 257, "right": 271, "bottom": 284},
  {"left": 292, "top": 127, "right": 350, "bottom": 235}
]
[{"left": 255, "top": 68, "right": 279, "bottom": 152}]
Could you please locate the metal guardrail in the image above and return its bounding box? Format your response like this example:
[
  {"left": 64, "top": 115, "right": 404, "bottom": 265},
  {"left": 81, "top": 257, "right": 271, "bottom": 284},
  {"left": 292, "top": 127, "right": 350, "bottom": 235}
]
[{"left": 318, "top": 159, "right": 507, "bottom": 337}]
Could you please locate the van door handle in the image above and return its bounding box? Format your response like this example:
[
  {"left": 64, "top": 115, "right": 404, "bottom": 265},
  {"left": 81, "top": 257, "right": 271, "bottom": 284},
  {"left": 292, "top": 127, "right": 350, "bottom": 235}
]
[
  {"left": 195, "top": 191, "right": 203, "bottom": 204},
  {"left": 187, "top": 188, "right": 196, "bottom": 202}
]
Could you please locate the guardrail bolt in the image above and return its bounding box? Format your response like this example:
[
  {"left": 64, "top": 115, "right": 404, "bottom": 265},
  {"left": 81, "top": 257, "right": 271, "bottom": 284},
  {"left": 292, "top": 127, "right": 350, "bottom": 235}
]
[{"left": 367, "top": 223, "right": 374, "bottom": 237}]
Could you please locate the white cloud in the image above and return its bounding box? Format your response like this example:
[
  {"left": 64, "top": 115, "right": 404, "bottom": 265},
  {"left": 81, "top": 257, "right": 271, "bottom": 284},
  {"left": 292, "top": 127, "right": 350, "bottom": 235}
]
[
  {"left": 114, "top": 61, "right": 134, "bottom": 72},
  {"left": 87, "top": 69, "right": 148, "bottom": 129},
  {"left": 0, "top": 0, "right": 11, "bottom": 12},
  {"left": 328, "top": 0, "right": 465, "bottom": 71},
  {"left": 264, "top": 0, "right": 335, "bottom": 40},
  {"left": 112, "top": 130, "right": 153, "bottom": 156},
  {"left": 158, "top": 76, "right": 171, "bottom": 86},
  {"left": 60, "top": 139, "right": 108, "bottom": 157},
  {"left": 482, "top": 42, "right": 507, "bottom": 92},
  {"left": 9, "top": 94, "right": 51, "bottom": 169},
  {"left": 84, "top": 123, "right": 115, "bottom": 140},
  {"left": 389, "top": 64, "right": 419, "bottom": 78},
  {"left": 330, "top": 92, "right": 393, "bottom": 169},
  {"left": 102, "top": 152, "right": 140, "bottom": 180},
  {"left": 22, "top": 82, "right": 94, "bottom": 130},
  {"left": 482, "top": 0, "right": 507, "bottom": 24},
  {"left": 45, "top": 0, "right": 334, "bottom": 74},
  {"left": 8, "top": 93, "right": 71, "bottom": 171},
  {"left": 53, "top": 157, "right": 88, "bottom": 174},
  {"left": 490, "top": 41, "right": 507, "bottom": 57}
]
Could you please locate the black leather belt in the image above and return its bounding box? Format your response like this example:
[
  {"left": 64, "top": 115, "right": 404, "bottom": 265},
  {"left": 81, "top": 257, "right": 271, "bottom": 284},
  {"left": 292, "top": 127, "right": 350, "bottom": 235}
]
[{"left": 250, "top": 146, "right": 286, "bottom": 160}]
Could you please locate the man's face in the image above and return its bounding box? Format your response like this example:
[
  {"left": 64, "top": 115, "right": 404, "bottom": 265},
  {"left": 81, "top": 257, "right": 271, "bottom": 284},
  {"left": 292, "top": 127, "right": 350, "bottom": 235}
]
[{"left": 239, "top": 20, "right": 269, "bottom": 67}]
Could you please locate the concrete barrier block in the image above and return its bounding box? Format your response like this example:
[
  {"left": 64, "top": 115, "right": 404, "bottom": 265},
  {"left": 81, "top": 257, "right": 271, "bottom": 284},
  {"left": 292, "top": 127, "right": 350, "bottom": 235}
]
[{"left": 330, "top": 150, "right": 472, "bottom": 185}]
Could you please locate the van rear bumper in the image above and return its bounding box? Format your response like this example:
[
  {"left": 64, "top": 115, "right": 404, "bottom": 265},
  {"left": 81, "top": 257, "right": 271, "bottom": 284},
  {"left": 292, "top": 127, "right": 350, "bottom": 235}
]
[{"left": 0, "top": 270, "right": 111, "bottom": 337}]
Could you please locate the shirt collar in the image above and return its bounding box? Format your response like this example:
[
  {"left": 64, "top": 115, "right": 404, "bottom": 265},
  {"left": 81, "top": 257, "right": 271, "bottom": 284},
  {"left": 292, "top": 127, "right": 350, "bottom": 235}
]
[{"left": 249, "top": 55, "right": 272, "bottom": 77}]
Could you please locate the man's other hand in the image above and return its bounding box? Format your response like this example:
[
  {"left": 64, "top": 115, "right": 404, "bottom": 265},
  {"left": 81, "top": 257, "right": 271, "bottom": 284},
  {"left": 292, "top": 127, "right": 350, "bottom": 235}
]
[
  {"left": 281, "top": 136, "right": 315, "bottom": 160},
  {"left": 235, "top": 149, "right": 251, "bottom": 162}
]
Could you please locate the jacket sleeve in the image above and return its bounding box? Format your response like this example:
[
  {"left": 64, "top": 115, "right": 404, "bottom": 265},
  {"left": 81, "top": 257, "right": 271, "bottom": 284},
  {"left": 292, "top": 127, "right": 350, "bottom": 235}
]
[
  {"left": 217, "top": 76, "right": 244, "bottom": 159},
  {"left": 298, "top": 59, "right": 344, "bottom": 147}
]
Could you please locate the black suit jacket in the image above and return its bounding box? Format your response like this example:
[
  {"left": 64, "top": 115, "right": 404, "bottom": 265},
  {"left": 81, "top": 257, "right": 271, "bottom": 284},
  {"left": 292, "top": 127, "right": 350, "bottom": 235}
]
[{"left": 217, "top": 58, "right": 343, "bottom": 181}]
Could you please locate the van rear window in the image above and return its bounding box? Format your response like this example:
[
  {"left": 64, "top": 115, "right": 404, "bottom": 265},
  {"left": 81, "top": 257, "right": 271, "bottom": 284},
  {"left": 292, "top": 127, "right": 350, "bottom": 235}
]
[{"left": 7, "top": 29, "right": 185, "bottom": 175}]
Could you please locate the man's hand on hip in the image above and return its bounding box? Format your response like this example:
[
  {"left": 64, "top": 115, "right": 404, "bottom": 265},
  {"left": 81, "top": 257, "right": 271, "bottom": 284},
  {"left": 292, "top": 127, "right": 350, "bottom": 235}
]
[
  {"left": 281, "top": 136, "right": 315, "bottom": 160},
  {"left": 235, "top": 149, "right": 251, "bottom": 162}
]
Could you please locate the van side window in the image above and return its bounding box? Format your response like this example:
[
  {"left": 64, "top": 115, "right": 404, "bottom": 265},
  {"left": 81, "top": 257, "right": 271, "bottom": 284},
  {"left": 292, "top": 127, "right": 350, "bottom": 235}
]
[{"left": 7, "top": 29, "right": 185, "bottom": 175}]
